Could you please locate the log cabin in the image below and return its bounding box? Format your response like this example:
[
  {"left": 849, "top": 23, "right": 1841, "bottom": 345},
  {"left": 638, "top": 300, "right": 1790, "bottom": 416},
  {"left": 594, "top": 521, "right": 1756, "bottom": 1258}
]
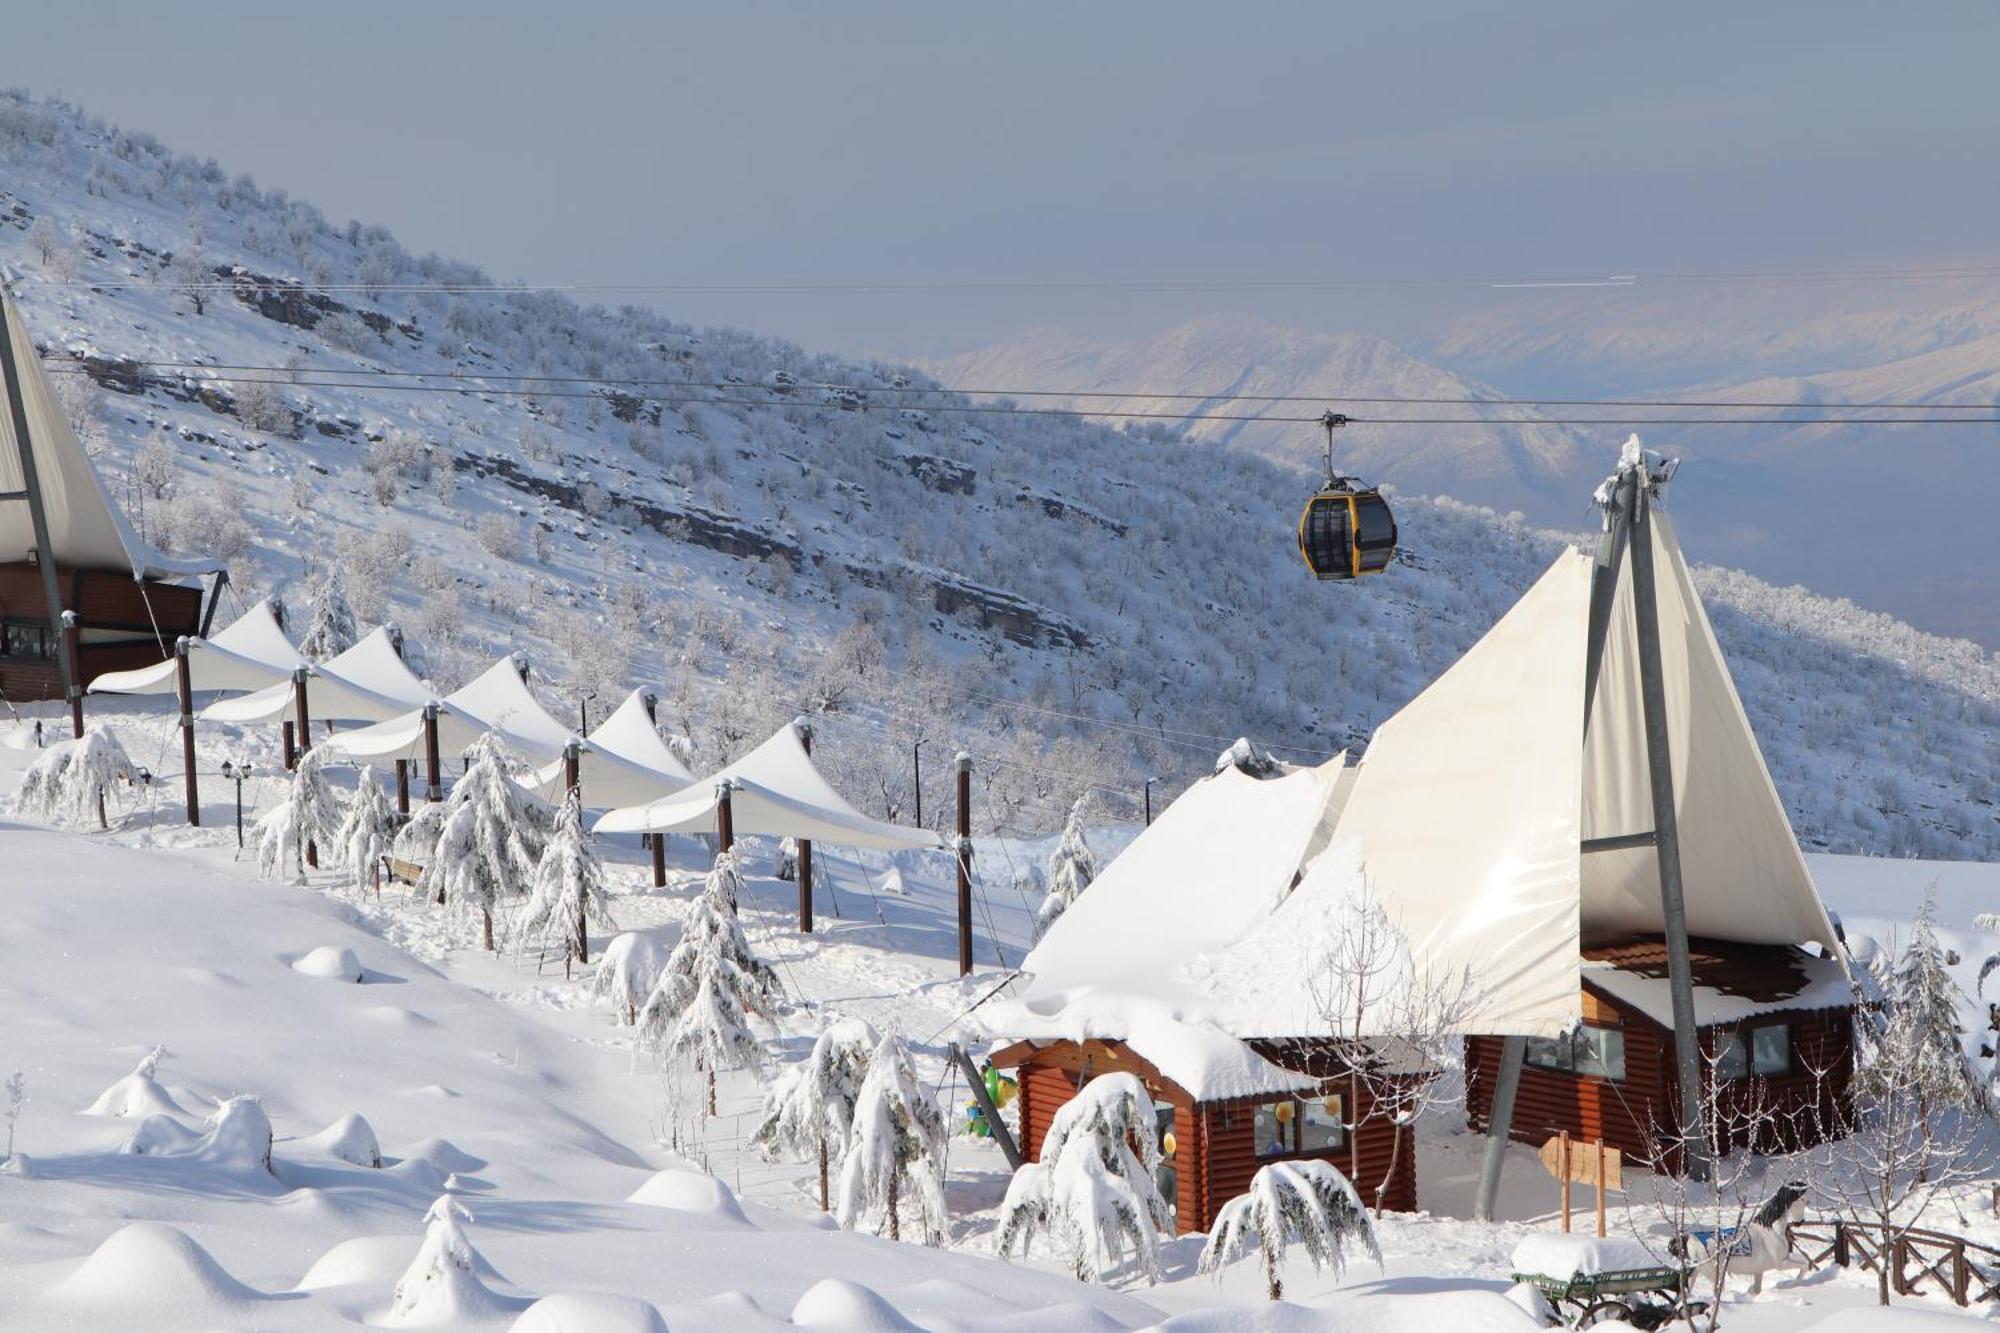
[
  {"left": 0, "top": 289, "right": 219, "bottom": 708},
  {"left": 1465, "top": 935, "right": 1854, "bottom": 1169}
]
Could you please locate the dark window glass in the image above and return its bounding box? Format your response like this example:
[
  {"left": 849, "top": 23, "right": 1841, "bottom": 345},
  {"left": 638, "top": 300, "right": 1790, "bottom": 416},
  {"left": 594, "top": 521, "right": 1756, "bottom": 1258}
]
[
  {"left": 1750, "top": 1025, "right": 1790, "bottom": 1076},
  {"left": 1715, "top": 1033, "right": 1749, "bottom": 1081},
  {"left": 1354, "top": 496, "right": 1397, "bottom": 571},
  {"left": 1524, "top": 1027, "right": 1625, "bottom": 1081},
  {"left": 2, "top": 620, "right": 53, "bottom": 661}
]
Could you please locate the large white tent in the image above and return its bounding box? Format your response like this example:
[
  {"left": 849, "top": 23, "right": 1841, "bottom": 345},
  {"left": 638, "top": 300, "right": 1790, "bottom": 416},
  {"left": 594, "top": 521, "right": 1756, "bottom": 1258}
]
[
  {"left": 1, "top": 291, "right": 221, "bottom": 581},
  {"left": 319, "top": 654, "right": 575, "bottom": 766},
  {"left": 527, "top": 688, "right": 693, "bottom": 808},
  {"left": 594, "top": 721, "right": 938, "bottom": 851},
  {"left": 199, "top": 626, "right": 431, "bottom": 727},
  {"left": 86, "top": 599, "right": 303, "bottom": 697}
]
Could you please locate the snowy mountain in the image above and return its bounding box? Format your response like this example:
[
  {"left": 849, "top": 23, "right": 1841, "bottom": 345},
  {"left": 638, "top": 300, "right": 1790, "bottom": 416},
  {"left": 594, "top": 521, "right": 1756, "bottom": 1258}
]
[
  {"left": 930, "top": 314, "right": 1593, "bottom": 517},
  {"left": 0, "top": 89, "right": 1995, "bottom": 861}
]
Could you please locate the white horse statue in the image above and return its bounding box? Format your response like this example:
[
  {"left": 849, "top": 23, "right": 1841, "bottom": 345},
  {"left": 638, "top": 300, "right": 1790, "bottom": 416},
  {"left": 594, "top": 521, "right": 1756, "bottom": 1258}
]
[{"left": 1679, "top": 1181, "right": 1813, "bottom": 1296}]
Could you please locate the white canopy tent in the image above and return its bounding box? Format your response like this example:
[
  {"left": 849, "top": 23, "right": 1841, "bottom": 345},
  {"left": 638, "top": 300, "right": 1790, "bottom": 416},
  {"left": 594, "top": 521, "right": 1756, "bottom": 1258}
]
[
  {"left": 1, "top": 291, "right": 221, "bottom": 581},
  {"left": 527, "top": 688, "right": 693, "bottom": 808},
  {"left": 594, "top": 721, "right": 938, "bottom": 851},
  {"left": 199, "top": 626, "right": 431, "bottom": 727},
  {"left": 319, "top": 654, "right": 576, "bottom": 766},
  {"left": 86, "top": 599, "right": 303, "bottom": 697}
]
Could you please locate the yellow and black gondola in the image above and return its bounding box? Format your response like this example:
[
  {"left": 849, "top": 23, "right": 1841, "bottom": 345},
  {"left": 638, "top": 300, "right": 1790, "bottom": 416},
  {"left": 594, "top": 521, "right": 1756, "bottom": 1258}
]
[{"left": 1297, "top": 412, "right": 1397, "bottom": 580}]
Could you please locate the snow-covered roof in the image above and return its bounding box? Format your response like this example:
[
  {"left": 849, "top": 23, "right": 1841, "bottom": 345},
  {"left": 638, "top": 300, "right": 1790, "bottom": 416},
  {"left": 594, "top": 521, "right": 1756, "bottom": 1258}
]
[
  {"left": 0, "top": 290, "right": 222, "bottom": 581},
  {"left": 526, "top": 688, "right": 693, "bottom": 808},
  {"left": 989, "top": 1000, "right": 1317, "bottom": 1102},
  {"left": 1582, "top": 941, "right": 1852, "bottom": 1030},
  {"left": 85, "top": 599, "right": 303, "bottom": 696},
  {"left": 593, "top": 721, "right": 936, "bottom": 851},
  {"left": 199, "top": 626, "right": 431, "bottom": 725},
  {"left": 319, "top": 654, "right": 575, "bottom": 766}
]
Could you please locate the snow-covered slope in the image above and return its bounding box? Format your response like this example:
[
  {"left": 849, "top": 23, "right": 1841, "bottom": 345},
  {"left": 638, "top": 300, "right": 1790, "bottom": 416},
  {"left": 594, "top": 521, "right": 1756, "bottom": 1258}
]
[
  {"left": 930, "top": 313, "right": 1591, "bottom": 516},
  {"left": 0, "top": 90, "right": 1994, "bottom": 861}
]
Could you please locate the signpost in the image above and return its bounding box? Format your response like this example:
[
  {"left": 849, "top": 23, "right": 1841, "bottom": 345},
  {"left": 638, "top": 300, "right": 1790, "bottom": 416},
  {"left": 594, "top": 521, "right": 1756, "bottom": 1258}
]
[{"left": 1539, "top": 1133, "right": 1622, "bottom": 1236}]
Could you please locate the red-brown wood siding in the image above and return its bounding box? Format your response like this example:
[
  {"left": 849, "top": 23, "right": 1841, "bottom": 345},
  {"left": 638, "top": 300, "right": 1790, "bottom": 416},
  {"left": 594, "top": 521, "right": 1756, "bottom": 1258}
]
[
  {"left": 0, "top": 563, "right": 203, "bottom": 702},
  {"left": 1466, "top": 987, "right": 1854, "bottom": 1171}
]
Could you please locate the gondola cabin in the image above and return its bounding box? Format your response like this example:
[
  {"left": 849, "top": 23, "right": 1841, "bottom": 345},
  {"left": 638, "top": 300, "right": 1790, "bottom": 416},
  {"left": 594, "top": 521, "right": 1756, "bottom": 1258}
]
[
  {"left": 1465, "top": 936, "right": 1854, "bottom": 1170},
  {"left": 988, "top": 1035, "right": 1417, "bottom": 1235},
  {"left": 1298, "top": 485, "right": 1397, "bottom": 580}
]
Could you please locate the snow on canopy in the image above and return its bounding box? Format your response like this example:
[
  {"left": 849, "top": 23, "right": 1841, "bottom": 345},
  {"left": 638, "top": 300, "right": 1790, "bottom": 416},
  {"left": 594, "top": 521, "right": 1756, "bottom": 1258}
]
[
  {"left": 86, "top": 598, "right": 302, "bottom": 696},
  {"left": 0, "top": 289, "right": 222, "bottom": 580},
  {"left": 1324, "top": 443, "right": 1843, "bottom": 1037},
  {"left": 200, "top": 625, "right": 430, "bottom": 726},
  {"left": 527, "top": 687, "right": 693, "bottom": 808},
  {"left": 320, "top": 653, "right": 575, "bottom": 765},
  {"left": 594, "top": 720, "right": 938, "bottom": 852},
  {"left": 976, "top": 757, "right": 1348, "bottom": 1100}
]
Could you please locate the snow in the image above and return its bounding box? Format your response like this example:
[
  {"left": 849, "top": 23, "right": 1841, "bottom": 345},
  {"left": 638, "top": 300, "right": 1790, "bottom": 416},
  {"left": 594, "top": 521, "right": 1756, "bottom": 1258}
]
[
  {"left": 1507, "top": 1232, "right": 1660, "bottom": 1279},
  {"left": 624, "top": 1167, "right": 751, "bottom": 1226},
  {"left": 293, "top": 944, "right": 366, "bottom": 981},
  {"left": 508, "top": 1291, "right": 670, "bottom": 1332},
  {"left": 1581, "top": 947, "right": 1853, "bottom": 1029},
  {"left": 40, "top": 1222, "right": 274, "bottom": 1319}
]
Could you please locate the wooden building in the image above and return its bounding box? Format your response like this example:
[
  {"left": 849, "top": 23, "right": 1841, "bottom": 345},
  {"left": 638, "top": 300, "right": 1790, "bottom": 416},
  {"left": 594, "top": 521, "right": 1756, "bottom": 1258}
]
[
  {"left": 0, "top": 289, "right": 219, "bottom": 710},
  {"left": 1465, "top": 935, "right": 1854, "bottom": 1169},
  {"left": 990, "top": 1034, "right": 1416, "bottom": 1235}
]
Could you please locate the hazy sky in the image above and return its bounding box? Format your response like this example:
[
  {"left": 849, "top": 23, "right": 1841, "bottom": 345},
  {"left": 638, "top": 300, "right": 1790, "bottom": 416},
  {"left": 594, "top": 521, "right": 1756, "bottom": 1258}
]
[{"left": 9, "top": 2, "right": 2000, "bottom": 358}]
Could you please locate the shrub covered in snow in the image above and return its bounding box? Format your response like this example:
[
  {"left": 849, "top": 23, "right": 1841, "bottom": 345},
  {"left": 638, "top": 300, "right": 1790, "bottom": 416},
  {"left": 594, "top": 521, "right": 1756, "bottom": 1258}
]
[
  {"left": 416, "top": 733, "right": 544, "bottom": 950},
  {"left": 386, "top": 1194, "right": 510, "bottom": 1326},
  {"left": 997, "top": 1072, "right": 1171, "bottom": 1282},
  {"left": 336, "top": 766, "right": 399, "bottom": 892},
  {"left": 589, "top": 931, "right": 667, "bottom": 1026},
  {"left": 835, "top": 1033, "right": 948, "bottom": 1245},
  {"left": 638, "top": 851, "right": 780, "bottom": 1113},
  {"left": 1198, "top": 1158, "right": 1380, "bottom": 1301},
  {"left": 514, "top": 792, "right": 613, "bottom": 969},
  {"left": 13, "top": 727, "right": 135, "bottom": 829},
  {"left": 752, "top": 1017, "right": 877, "bottom": 1212},
  {"left": 255, "top": 745, "right": 342, "bottom": 883}
]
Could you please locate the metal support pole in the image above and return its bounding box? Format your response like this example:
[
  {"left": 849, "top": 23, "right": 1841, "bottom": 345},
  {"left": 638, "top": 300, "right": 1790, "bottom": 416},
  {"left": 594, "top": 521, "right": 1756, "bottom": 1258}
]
[
  {"left": 61, "top": 609, "right": 82, "bottom": 737},
  {"left": 951, "top": 1042, "right": 1021, "bottom": 1169},
  {"left": 912, "top": 739, "right": 925, "bottom": 827},
  {"left": 1629, "top": 475, "right": 1709, "bottom": 1179},
  {"left": 1144, "top": 777, "right": 1156, "bottom": 827},
  {"left": 1473, "top": 1035, "right": 1526, "bottom": 1222},
  {"left": 955, "top": 751, "right": 973, "bottom": 976},
  {"left": 797, "top": 718, "right": 814, "bottom": 934},
  {"left": 0, "top": 299, "right": 83, "bottom": 739},
  {"left": 716, "top": 781, "right": 735, "bottom": 853},
  {"left": 394, "top": 758, "right": 410, "bottom": 815},
  {"left": 175, "top": 638, "right": 199, "bottom": 826},
  {"left": 423, "top": 703, "right": 441, "bottom": 802},
  {"left": 293, "top": 666, "right": 316, "bottom": 867}
]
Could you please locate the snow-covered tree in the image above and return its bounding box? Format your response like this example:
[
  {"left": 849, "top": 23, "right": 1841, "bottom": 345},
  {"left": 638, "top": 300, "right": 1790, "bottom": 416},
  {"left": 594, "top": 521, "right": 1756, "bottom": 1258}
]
[
  {"left": 752, "top": 1018, "right": 877, "bottom": 1212},
  {"left": 588, "top": 931, "right": 667, "bottom": 1026},
  {"left": 515, "top": 792, "right": 614, "bottom": 971},
  {"left": 1198, "top": 1159, "right": 1380, "bottom": 1300},
  {"left": 335, "top": 766, "right": 399, "bottom": 893},
  {"left": 255, "top": 745, "right": 341, "bottom": 884},
  {"left": 297, "top": 569, "right": 358, "bottom": 660},
  {"left": 1035, "top": 795, "right": 1096, "bottom": 936},
  {"left": 774, "top": 836, "right": 799, "bottom": 882},
  {"left": 997, "top": 1072, "right": 1171, "bottom": 1282},
  {"left": 1862, "top": 900, "right": 1985, "bottom": 1114},
  {"left": 639, "top": 851, "right": 780, "bottom": 1114},
  {"left": 13, "top": 726, "right": 135, "bottom": 829},
  {"left": 416, "top": 734, "right": 543, "bottom": 951},
  {"left": 386, "top": 1195, "right": 507, "bottom": 1327},
  {"left": 835, "top": 1033, "right": 948, "bottom": 1244}
]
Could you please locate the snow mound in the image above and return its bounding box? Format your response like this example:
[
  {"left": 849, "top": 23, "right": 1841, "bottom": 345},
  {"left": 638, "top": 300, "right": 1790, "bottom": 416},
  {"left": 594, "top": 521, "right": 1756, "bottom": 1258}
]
[
  {"left": 1802, "top": 1310, "right": 1981, "bottom": 1333},
  {"left": 124, "top": 1096, "right": 274, "bottom": 1175},
  {"left": 303, "top": 1111, "right": 383, "bottom": 1167},
  {"left": 789, "top": 1279, "right": 922, "bottom": 1331},
  {"left": 400, "top": 1137, "right": 487, "bottom": 1174},
  {"left": 508, "top": 1291, "right": 669, "bottom": 1333},
  {"left": 1509, "top": 1233, "right": 1657, "bottom": 1279},
  {"left": 293, "top": 944, "right": 365, "bottom": 981},
  {"left": 623, "top": 1167, "right": 751, "bottom": 1226},
  {"left": 46, "top": 1221, "right": 267, "bottom": 1311},
  {"left": 385, "top": 1195, "right": 524, "bottom": 1328},
  {"left": 296, "top": 1233, "right": 511, "bottom": 1291},
  {"left": 85, "top": 1047, "right": 186, "bottom": 1118}
]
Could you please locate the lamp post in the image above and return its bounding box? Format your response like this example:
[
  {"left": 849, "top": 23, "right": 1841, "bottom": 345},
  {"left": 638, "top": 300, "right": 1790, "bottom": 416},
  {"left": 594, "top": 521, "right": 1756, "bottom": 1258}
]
[
  {"left": 220, "top": 759, "right": 251, "bottom": 848},
  {"left": 911, "top": 738, "right": 926, "bottom": 827}
]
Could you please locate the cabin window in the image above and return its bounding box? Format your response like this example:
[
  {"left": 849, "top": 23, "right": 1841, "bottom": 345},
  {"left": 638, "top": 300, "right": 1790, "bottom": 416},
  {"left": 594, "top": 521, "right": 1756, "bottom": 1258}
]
[
  {"left": 1721, "top": 1024, "right": 1791, "bottom": 1078},
  {"left": 1524, "top": 1026, "right": 1626, "bottom": 1081},
  {"left": 1715, "top": 1033, "right": 1748, "bottom": 1081},
  {"left": 1, "top": 619, "right": 55, "bottom": 661},
  {"left": 1253, "top": 1095, "right": 1346, "bottom": 1158}
]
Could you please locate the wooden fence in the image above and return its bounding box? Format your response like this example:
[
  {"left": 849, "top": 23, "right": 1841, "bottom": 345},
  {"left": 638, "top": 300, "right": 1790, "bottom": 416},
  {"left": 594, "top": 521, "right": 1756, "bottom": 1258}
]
[{"left": 1789, "top": 1219, "right": 2000, "bottom": 1307}]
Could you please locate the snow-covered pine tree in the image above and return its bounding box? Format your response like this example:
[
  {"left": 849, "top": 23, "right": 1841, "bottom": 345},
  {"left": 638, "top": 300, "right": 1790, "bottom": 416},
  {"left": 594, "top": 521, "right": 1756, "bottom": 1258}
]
[
  {"left": 385, "top": 1194, "right": 507, "bottom": 1327},
  {"left": 335, "top": 765, "right": 399, "bottom": 893},
  {"left": 835, "top": 1032, "right": 948, "bottom": 1244},
  {"left": 638, "top": 851, "right": 780, "bottom": 1115},
  {"left": 416, "top": 734, "right": 543, "bottom": 951},
  {"left": 1035, "top": 794, "right": 1096, "bottom": 936},
  {"left": 13, "top": 726, "right": 135, "bottom": 829},
  {"left": 254, "top": 745, "right": 341, "bottom": 884},
  {"left": 752, "top": 1018, "right": 877, "bottom": 1212},
  {"left": 774, "top": 836, "right": 799, "bottom": 882},
  {"left": 997, "top": 1071, "right": 1171, "bottom": 1282},
  {"left": 1198, "top": 1159, "right": 1380, "bottom": 1300},
  {"left": 515, "top": 792, "right": 614, "bottom": 972},
  {"left": 1857, "top": 898, "right": 1986, "bottom": 1115},
  {"left": 297, "top": 569, "right": 359, "bottom": 660}
]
